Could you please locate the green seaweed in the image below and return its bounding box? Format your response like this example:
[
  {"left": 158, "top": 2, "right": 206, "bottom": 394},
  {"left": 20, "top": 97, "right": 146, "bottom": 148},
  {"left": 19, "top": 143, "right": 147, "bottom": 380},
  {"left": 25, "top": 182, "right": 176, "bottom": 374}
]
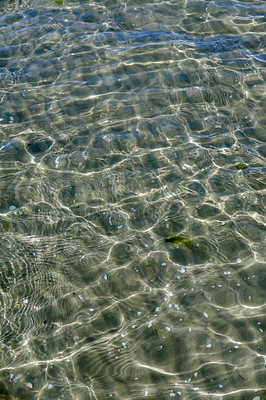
[
  {"left": 6, "top": 14, "right": 23, "bottom": 23},
  {"left": 3, "top": 222, "right": 9, "bottom": 232},
  {"left": 55, "top": 0, "right": 64, "bottom": 5},
  {"left": 235, "top": 163, "right": 248, "bottom": 170},
  {"left": 153, "top": 325, "right": 160, "bottom": 337},
  {"left": 87, "top": 109, "right": 108, "bottom": 123},
  {"left": 164, "top": 234, "right": 196, "bottom": 249},
  {"left": 144, "top": 263, "right": 153, "bottom": 268}
]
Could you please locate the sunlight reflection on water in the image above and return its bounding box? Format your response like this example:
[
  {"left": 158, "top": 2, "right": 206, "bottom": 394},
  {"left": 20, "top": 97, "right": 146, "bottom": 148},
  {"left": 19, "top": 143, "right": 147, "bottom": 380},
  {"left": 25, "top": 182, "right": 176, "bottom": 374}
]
[{"left": 0, "top": 0, "right": 265, "bottom": 399}]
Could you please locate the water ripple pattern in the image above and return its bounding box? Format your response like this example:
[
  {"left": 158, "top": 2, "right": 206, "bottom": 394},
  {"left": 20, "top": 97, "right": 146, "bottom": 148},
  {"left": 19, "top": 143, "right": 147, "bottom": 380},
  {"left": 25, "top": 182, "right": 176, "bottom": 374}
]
[{"left": 0, "top": 0, "right": 265, "bottom": 399}]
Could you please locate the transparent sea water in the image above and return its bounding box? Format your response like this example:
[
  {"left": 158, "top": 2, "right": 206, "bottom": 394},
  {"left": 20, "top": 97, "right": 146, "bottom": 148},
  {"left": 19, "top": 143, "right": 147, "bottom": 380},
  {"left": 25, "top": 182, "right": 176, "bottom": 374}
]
[{"left": 0, "top": 0, "right": 265, "bottom": 399}]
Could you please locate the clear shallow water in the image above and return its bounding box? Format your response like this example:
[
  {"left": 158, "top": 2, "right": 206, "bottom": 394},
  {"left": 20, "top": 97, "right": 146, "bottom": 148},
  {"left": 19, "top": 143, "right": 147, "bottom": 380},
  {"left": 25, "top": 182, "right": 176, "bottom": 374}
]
[{"left": 0, "top": 0, "right": 265, "bottom": 399}]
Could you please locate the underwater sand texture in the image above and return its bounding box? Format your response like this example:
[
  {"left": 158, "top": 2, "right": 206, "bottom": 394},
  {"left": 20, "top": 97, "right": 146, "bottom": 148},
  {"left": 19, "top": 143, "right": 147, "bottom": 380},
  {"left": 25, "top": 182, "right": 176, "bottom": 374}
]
[{"left": 0, "top": 0, "right": 265, "bottom": 399}]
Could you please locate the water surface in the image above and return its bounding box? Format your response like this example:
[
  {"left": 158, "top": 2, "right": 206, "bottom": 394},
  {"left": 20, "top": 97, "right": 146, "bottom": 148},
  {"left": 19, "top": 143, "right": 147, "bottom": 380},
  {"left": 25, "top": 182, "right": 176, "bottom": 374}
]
[{"left": 0, "top": 0, "right": 265, "bottom": 399}]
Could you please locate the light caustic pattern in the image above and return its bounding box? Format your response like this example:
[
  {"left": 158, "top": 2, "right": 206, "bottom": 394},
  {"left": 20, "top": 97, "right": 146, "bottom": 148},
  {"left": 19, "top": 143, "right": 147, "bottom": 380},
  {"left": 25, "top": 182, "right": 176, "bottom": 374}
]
[{"left": 0, "top": 0, "right": 265, "bottom": 399}]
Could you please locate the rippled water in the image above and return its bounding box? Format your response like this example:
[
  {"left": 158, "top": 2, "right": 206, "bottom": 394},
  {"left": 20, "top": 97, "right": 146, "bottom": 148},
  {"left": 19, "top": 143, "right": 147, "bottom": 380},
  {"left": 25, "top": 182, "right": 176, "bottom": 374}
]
[{"left": 0, "top": 0, "right": 265, "bottom": 399}]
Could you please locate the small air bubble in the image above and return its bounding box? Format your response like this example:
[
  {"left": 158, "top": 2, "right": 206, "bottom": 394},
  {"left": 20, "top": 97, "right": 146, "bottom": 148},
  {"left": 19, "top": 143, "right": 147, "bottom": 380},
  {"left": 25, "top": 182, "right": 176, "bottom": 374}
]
[{"left": 26, "top": 383, "right": 33, "bottom": 389}]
